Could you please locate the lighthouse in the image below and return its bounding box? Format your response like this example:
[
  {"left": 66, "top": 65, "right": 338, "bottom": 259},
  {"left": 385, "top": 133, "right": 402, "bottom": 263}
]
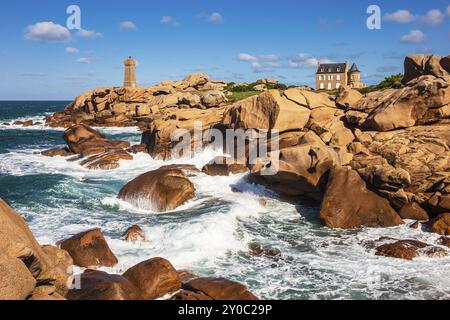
[{"left": 124, "top": 56, "right": 137, "bottom": 88}]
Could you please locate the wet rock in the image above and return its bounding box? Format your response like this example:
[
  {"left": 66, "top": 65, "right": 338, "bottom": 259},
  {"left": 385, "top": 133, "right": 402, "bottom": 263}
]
[
  {"left": 202, "top": 156, "right": 249, "bottom": 176},
  {"left": 410, "top": 221, "right": 421, "bottom": 229},
  {"left": 428, "top": 213, "right": 450, "bottom": 235},
  {"left": 123, "top": 257, "right": 181, "bottom": 300},
  {"left": 58, "top": 229, "right": 118, "bottom": 268},
  {"left": 64, "top": 124, "right": 108, "bottom": 154},
  {"left": 122, "top": 225, "right": 146, "bottom": 243},
  {"left": 398, "top": 202, "right": 429, "bottom": 221},
  {"left": 127, "top": 144, "right": 148, "bottom": 154},
  {"left": 428, "top": 194, "right": 450, "bottom": 216},
  {"left": 437, "top": 236, "right": 450, "bottom": 248},
  {"left": 67, "top": 270, "right": 142, "bottom": 300},
  {"left": 170, "top": 289, "right": 212, "bottom": 300},
  {"left": 374, "top": 238, "right": 448, "bottom": 260},
  {"left": 41, "top": 147, "right": 74, "bottom": 157},
  {"left": 158, "top": 164, "right": 201, "bottom": 177},
  {"left": 118, "top": 167, "right": 196, "bottom": 212},
  {"left": 319, "top": 166, "right": 403, "bottom": 228},
  {"left": 183, "top": 277, "right": 258, "bottom": 300},
  {"left": 80, "top": 149, "right": 133, "bottom": 170},
  {"left": 248, "top": 243, "right": 281, "bottom": 258}
]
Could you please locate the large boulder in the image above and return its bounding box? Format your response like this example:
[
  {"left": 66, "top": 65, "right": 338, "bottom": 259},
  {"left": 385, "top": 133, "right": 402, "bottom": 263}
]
[
  {"left": 319, "top": 167, "right": 403, "bottom": 228},
  {"left": 118, "top": 167, "right": 196, "bottom": 212},
  {"left": 398, "top": 202, "right": 429, "bottom": 221},
  {"left": 0, "top": 199, "right": 73, "bottom": 299},
  {"left": 335, "top": 85, "right": 363, "bottom": 109},
  {"left": 64, "top": 124, "right": 107, "bottom": 154},
  {"left": 359, "top": 76, "right": 450, "bottom": 131},
  {"left": 402, "top": 54, "right": 450, "bottom": 84},
  {"left": 67, "top": 270, "right": 142, "bottom": 300},
  {"left": 250, "top": 143, "right": 351, "bottom": 199},
  {"left": 223, "top": 90, "right": 311, "bottom": 132},
  {"left": 58, "top": 229, "right": 118, "bottom": 268},
  {"left": 0, "top": 253, "right": 36, "bottom": 300},
  {"left": 123, "top": 258, "right": 181, "bottom": 300},
  {"left": 183, "top": 277, "right": 258, "bottom": 300},
  {"left": 428, "top": 213, "right": 450, "bottom": 235},
  {"left": 364, "top": 237, "right": 448, "bottom": 260},
  {"left": 121, "top": 225, "right": 146, "bottom": 243}
]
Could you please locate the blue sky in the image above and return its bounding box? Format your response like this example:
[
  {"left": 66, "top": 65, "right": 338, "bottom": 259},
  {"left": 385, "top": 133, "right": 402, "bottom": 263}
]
[{"left": 0, "top": 0, "right": 449, "bottom": 100}]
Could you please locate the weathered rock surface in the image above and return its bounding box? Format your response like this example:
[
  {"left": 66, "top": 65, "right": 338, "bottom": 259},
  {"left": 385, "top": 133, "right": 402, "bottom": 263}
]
[
  {"left": 58, "top": 229, "right": 118, "bottom": 268},
  {"left": 0, "top": 199, "right": 73, "bottom": 299},
  {"left": 183, "top": 277, "right": 258, "bottom": 300},
  {"left": 67, "top": 270, "right": 142, "bottom": 300},
  {"left": 398, "top": 202, "right": 429, "bottom": 221},
  {"left": 319, "top": 167, "right": 403, "bottom": 228},
  {"left": 351, "top": 76, "right": 450, "bottom": 131},
  {"left": 250, "top": 143, "right": 352, "bottom": 199},
  {"left": 402, "top": 54, "right": 450, "bottom": 84},
  {"left": 45, "top": 73, "right": 228, "bottom": 129},
  {"left": 123, "top": 258, "right": 181, "bottom": 300},
  {"left": 202, "top": 156, "right": 249, "bottom": 176},
  {"left": 40, "top": 147, "right": 74, "bottom": 157},
  {"left": 428, "top": 213, "right": 450, "bottom": 235},
  {"left": 122, "top": 225, "right": 146, "bottom": 243},
  {"left": 365, "top": 237, "right": 448, "bottom": 260},
  {"left": 118, "top": 167, "right": 195, "bottom": 212}
]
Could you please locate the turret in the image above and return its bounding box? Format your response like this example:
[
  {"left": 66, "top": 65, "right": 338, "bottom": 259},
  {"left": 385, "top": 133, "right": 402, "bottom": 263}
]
[{"left": 124, "top": 56, "right": 137, "bottom": 88}]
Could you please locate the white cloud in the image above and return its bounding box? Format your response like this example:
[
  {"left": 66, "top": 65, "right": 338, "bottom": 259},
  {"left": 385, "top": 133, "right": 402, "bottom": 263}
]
[
  {"left": 238, "top": 52, "right": 329, "bottom": 73},
  {"left": 77, "top": 29, "right": 103, "bottom": 39},
  {"left": 289, "top": 53, "right": 331, "bottom": 68},
  {"left": 207, "top": 12, "right": 223, "bottom": 24},
  {"left": 198, "top": 12, "right": 224, "bottom": 24},
  {"left": 238, "top": 53, "right": 258, "bottom": 63},
  {"left": 422, "top": 9, "right": 445, "bottom": 25},
  {"left": 65, "top": 47, "right": 79, "bottom": 54},
  {"left": 24, "top": 21, "right": 70, "bottom": 42},
  {"left": 120, "top": 21, "right": 138, "bottom": 31},
  {"left": 384, "top": 10, "right": 416, "bottom": 23},
  {"left": 76, "top": 57, "right": 91, "bottom": 64},
  {"left": 400, "top": 30, "right": 426, "bottom": 43},
  {"left": 161, "top": 16, "right": 180, "bottom": 27}
]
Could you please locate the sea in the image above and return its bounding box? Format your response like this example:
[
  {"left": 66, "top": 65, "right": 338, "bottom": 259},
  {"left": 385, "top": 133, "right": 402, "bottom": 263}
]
[{"left": 0, "top": 101, "right": 449, "bottom": 300}]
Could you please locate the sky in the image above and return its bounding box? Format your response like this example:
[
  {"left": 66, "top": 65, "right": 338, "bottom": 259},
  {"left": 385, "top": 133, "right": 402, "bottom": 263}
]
[{"left": 0, "top": 0, "right": 449, "bottom": 100}]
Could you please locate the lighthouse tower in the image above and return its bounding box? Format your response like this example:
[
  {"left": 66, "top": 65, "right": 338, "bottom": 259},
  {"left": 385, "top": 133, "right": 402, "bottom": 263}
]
[{"left": 124, "top": 56, "right": 137, "bottom": 88}]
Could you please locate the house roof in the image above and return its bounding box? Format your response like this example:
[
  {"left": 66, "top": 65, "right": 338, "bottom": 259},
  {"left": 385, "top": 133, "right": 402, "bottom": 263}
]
[
  {"left": 349, "top": 63, "right": 360, "bottom": 73},
  {"left": 316, "top": 63, "right": 347, "bottom": 74}
]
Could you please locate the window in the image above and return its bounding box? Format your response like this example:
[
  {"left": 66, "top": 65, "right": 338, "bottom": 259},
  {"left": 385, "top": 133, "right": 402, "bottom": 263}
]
[
  {"left": 320, "top": 83, "right": 324, "bottom": 89},
  {"left": 319, "top": 75, "right": 324, "bottom": 81},
  {"left": 320, "top": 68, "right": 324, "bottom": 72},
  {"left": 336, "top": 83, "right": 341, "bottom": 89},
  {"left": 327, "top": 83, "right": 332, "bottom": 90},
  {"left": 336, "top": 75, "right": 341, "bottom": 81},
  {"left": 328, "top": 68, "right": 331, "bottom": 72},
  {"left": 328, "top": 75, "right": 333, "bottom": 81},
  {"left": 337, "top": 67, "right": 341, "bottom": 72}
]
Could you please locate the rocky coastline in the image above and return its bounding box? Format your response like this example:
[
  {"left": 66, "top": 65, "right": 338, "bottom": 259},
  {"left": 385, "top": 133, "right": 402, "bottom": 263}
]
[{"left": 1, "top": 54, "right": 450, "bottom": 300}]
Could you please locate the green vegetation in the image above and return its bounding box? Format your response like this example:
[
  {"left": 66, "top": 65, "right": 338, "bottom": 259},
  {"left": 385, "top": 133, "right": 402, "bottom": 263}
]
[
  {"left": 226, "top": 82, "right": 287, "bottom": 92},
  {"left": 226, "top": 91, "right": 260, "bottom": 103},
  {"left": 358, "top": 73, "right": 403, "bottom": 94}
]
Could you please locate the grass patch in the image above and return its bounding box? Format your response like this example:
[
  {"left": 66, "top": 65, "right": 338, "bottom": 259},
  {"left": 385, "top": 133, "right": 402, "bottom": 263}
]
[{"left": 226, "top": 91, "right": 261, "bottom": 102}]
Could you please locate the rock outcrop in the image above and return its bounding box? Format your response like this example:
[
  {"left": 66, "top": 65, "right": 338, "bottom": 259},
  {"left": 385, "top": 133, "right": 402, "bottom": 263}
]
[
  {"left": 428, "top": 213, "right": 450, "bottom": 235},
  {"left": 364, "top": 237, "right": 448, "bottom": 260},
  {"left": 118, "top": 167, "right": 196, "bottom": 212},
  {"left": 319, "top": 167, "right": 403, "bottom": 228},
  {"left": 122, "top": 225, "right": 146, "bottom": 243},
  {"left": 202, "top": 156, "right": 249, "bottom": 176},
  {"left": 402, "top": 54, "right": 450, "bottom": 84},
  {"left": 58, "top": 229, "right": 118, "bottom": 268},
  {"left": 45, "top": 73, "right": 228, "bottom": 129},
  {"left": 182, "top": 277, "right": 258, "bottom": 300},
  {"left": 67, "top": 270, "right": 142, "bottom": 300},
  {"left": 123, "top": 258, "right": 181, "bottom": 300},
  {"left": 0, "top": 199, "right": 73, "bottom": 300}
]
